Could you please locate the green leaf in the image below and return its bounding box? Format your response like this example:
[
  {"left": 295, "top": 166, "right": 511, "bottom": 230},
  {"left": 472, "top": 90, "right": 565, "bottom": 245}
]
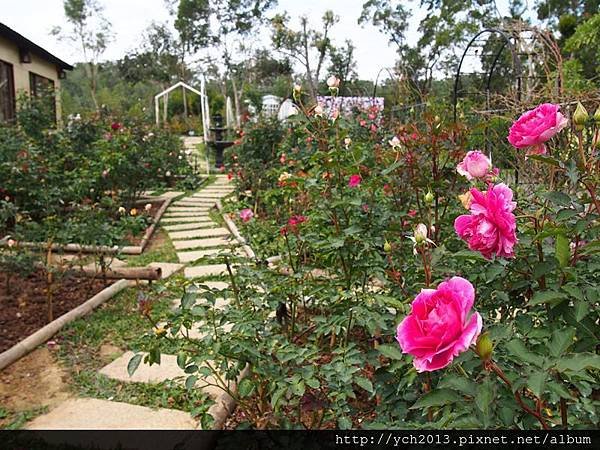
[
  {"left": 543, "top": 191, "right": 571, "bottom": 206},
  {"left": 485, "top": 264, "right": 504, "bottom": 282},
  {"left": 378, "top": 344, "right": 403, "bottom": 360},
  {"left": 475, "top": 379, "right": 494, "bottom": 426},
  {"left": 438, "top": 375, "right": 477, "bottom": 396},
  {"left": 185, "top": 375, "right": 198, "bottom": 390},
  {"left": 176, "top": 352, "right": 186, "bottom": 369},
  {"left": 555, "top": 353, "right": 600, "bottom": 373},
  {"left": 338, "top": 416, "right": 352, "bottom": 429},
  {"left": 505, "top": 340, "right": 544, "bottom": 367},
  {"left": 529, "top": 290, "right": 567, "bottom": 306},
  {"left": 527, "top": 154, "right": 561, "bottom": 167},
  {"left": 305, "top": 378, "right": 320, "bottom": 389},
  {"left": 574, "top": 299, "right": 588, "bottom": 321},
  {"left": 549, "top": 328, "right": 575, "bottom": 358},
  {"left": 270, "top": 386, "right": 287, "bottom": 410},
  {"left": 554, "top": 234, "right": 570, "bottom": 268},
  {"left": 238, "top": 379, "right": 255, "bottom": 398},
  {"left": 381, "top": 160, "right": 403, "bottom": 175},
  {"left": 409, "top": 389, "right": 463, "bottom": 410},
  {"left": 355, "top": 377, "right": 374, "bottom": 394},
  {"left": 527, "top": 371, "right": 546, "bottom": 398},
  {"left": 127, "top": 353, "right": 143, "bottom": 377}
]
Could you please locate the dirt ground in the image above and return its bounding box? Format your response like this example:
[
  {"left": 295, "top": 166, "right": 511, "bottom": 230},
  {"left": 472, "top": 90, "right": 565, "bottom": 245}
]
[
  {"left": 0, "top": 347, "right": 71, "bottom": 412},
  {"left": 0, "top": 271, "right": 110, "bottom": 353}
]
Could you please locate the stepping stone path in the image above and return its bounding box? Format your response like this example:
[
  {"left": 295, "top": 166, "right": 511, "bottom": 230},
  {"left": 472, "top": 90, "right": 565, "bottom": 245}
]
[{"left": 27, "top": 176, "right": 246, "bottom": 430}]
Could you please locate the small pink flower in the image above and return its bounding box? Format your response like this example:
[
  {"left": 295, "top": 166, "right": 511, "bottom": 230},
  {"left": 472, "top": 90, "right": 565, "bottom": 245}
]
[
  {"left": 280, "top": 153, "right": 286, "bottom": 164},
  {"left": 456, "top": 150, "right": 492, "bottom": 180},
  {"left": 359, "top": 119, "right": 367, "bottom": 127},
  {"left": 239, "top": 208, "right": 254, "bottom": 223},
  {"left": 370, "top": 124, "right": 378, "bottom": 133},
  {"left": 348, "top": 174, "right": 362, "bottom": 188},
  {"left": 507, "top": 103, "right": 568, "bottom": 155},
  {"left": 396, "top": 277, "right": 482, "bottom": 372},
  {"left": 454, "top": 183, "right": 518, "bottom": 259},
  {"left": 326, "top": 75, "right": 340, "bottom": 88},
  {"left": 408, "top": 209, "right": 417, "bottom": 217},
  {"left": 111, "top": 122, "right": 121, "bottom": 131},
  {"left": 362, "top": 204, "right": 369, "bottom": 213}
]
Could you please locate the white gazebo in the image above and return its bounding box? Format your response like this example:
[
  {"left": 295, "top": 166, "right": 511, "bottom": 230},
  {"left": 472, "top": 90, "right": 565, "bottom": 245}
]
[
  {"left": 262, "top": 95, "right": 281, "bottom": 117},
  {"left": 154, "top": 79, "right": 211, "bottom": 143}
]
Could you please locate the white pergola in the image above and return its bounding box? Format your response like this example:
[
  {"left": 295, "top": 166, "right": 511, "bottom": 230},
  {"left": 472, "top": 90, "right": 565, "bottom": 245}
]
[{"left": 154, "top": 79, "right": 211, "bottom": 142}]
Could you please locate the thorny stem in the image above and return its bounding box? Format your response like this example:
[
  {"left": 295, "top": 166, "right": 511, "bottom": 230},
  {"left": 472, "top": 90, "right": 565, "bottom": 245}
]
[{"left": 485, "top": 360, "right": 550, "bottom": 430}]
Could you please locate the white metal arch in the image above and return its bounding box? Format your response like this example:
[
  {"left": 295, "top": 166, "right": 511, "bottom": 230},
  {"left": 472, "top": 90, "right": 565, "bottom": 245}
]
[{"left": 154, "top": 78, "right": 211, "bottom": 142}]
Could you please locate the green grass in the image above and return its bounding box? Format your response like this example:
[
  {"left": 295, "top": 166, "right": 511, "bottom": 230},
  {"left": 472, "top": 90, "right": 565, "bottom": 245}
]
[
  {"left": 125, "top": 228, "right": 178, "bottom": 266},
  {"left": 53, "top": 276, "right": 213, "bottom": 417},
  {"left": 0, "top": 406, "right": 48, "bottom": 430}
]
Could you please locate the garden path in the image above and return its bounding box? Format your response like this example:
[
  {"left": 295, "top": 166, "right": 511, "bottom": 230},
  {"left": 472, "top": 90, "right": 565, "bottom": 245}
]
[{"left": 26, "top": 175, "right": 242, "bottom": 430}]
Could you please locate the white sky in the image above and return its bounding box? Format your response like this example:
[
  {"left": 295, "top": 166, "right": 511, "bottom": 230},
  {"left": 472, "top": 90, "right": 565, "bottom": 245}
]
[{"left": 2, "top": 0, "right": 537, "bottom": 81}]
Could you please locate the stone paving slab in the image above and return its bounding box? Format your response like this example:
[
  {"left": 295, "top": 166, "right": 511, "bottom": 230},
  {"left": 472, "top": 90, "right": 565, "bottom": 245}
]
[
  {"left": 161, "top": 216, "right": 209, "bottom": 224},
  {"left": 26, "top": 398, "right": 198, "bottom": 430},
  {"left": 184, "top": 264, "right": 232, "bottom": 278},
  {"left": 167, "top": 206, "right": 212, "bottom": 213},
  {"left": 100, "top": 351, "right": 186, "bottom": 384},
  {"left": 192, "top": 193, "right": 231, "bottom": 198},
  {"left": 163, "top": 212, "right": 212, "bottom": 219},
  {"left": 171, "top": 296, "right": 230, "bottom": 310},
  {"left": 177, "top": 248, "right": 241, "bottom": 263},
  {"left": 173, "top": 201, "right": 215, "bottom": 206},
  {"left": 194, "top": 281, "right": 229, "bottom": 290},
  {"left": 155, "top": 191, "right": 185, "bottom": 199},
  {"left": 168, "top": 227, "right": 229, "bottom": 240},
  {"left": 162, "top": 221, "right": 216, "bottom": 231},
  {"left": 172, "top": 237, "right": 231, "bottom": 250},
  {"left": 166, "top": 321, "right": 233, "bottom": 340},
  {"left": 99, "top": 351, "right": 223, "bottom": 399}
]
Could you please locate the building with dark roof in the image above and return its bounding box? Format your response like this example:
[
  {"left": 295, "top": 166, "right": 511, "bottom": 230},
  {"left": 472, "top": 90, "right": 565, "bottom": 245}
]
[{"left": 0, "top": 22, "right": 73, "bottom": 124}]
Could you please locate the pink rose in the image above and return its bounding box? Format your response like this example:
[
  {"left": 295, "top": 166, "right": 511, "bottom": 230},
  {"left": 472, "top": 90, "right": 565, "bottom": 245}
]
[
  {"left": 348, "top": 174, "right": 362, "bottom": 188},
  {"left": 454, "top": 183, "right": 517, "bottom": 259},
  {"left": 396, "top": 277, "right": 482, "bottom": 372},
  {"left": 507, "top": 103, "right": 568, "bottom": 155},
  {"left": 456, "top": 151, "right": 492, "bottom": 180},
  {"left": 239, "top": 208, "right": 254, "bottom": 223}
]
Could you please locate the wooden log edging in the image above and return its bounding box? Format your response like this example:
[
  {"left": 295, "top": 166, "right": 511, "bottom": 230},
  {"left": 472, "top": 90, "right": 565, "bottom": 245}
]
[
  {"left": 0, "top": 196, "right": 174, "bottom": 256},
  {"left": 0, "top": 279, "right": 132, "bottom": 371}
]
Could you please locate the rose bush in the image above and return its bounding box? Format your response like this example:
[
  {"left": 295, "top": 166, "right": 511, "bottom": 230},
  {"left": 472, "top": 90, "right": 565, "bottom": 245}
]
[{"left": 137, "top": 94, "right": 599, "bottom": 430}]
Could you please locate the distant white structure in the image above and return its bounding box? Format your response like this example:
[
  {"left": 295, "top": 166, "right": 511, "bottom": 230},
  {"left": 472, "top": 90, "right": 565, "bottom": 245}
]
[
  {"left": 226, "top": 96, "right": 235, "bottom": 129},
  {"left": 277, "top": 98, "right": 298, "bottom": 121},
  {"left": 262, "top": 95, "right": 281, "bottom": 117},
  {"left": 154, "top": 78, "right": 210, "bottom": 142}
]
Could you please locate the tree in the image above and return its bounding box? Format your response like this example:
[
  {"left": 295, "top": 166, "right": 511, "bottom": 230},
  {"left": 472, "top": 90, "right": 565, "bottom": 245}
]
[
  {"left": 117, "top": 22, "right": 184, "bottom": 88},
  {"left": 328, "top": 40, "right": 357, "bottom": 95},
  {"left": 536, "top": 0, "right": 600, "bottom": 41},
  {"left": 172, "top": 0, "right": 276, "bottom": 124},
  {"left": 52, "top": 0, "right": 113, "bottom": 111},
  {"left": 271, "top": 11, "right": 339, "bottom": 99}
]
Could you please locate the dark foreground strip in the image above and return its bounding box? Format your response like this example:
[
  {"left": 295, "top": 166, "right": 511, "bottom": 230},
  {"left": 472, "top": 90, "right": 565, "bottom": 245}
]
[{"left": 0, "top": 429, "right": 596, "bottom": 450}]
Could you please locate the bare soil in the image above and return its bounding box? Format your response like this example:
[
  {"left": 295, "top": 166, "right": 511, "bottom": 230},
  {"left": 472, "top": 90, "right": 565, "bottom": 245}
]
[
  {"left": 0, "top": 347, "right": 71, "bottom": 412},
  {"left": 0, "top": 270, "right": 111, "bottom": 353}
]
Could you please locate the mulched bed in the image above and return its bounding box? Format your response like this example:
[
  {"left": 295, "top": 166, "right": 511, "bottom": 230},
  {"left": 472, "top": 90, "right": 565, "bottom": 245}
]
[{"left": 0, "top": 270, "right": 112, "bottom": 353}]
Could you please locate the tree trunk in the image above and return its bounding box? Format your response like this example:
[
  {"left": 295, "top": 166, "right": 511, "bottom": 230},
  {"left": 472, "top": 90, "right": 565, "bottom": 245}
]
[{"left": 230, "top": 76, "right": 241, "bottom": 127}]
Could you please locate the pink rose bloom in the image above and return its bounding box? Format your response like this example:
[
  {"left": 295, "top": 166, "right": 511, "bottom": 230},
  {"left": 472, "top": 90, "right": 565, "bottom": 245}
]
[
  {"left": 454, "top": 183, "right": 517, "bottom": 259},
  {"left": 396, "top": 277, "right": 482, "bottom": 372},
  {"left": 348, "top": 174, "right": 362, "bottom": 188},
  {"left": 507, "top": 103, "right": 568, "bottom": 155},
  {"left": 239, "top": 208, "right": 254, "bottom": 223},
  {"left": 456, "top": 151, "right": 492, "bottom": 180}
]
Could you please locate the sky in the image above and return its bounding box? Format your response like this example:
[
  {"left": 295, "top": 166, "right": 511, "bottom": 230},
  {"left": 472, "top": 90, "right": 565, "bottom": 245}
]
[
  {"left": 1, "top": 0, "right": 413, "bottom": 81},
  {"left": 2, "top": 0, "right": 535, "bottom": 81}
]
